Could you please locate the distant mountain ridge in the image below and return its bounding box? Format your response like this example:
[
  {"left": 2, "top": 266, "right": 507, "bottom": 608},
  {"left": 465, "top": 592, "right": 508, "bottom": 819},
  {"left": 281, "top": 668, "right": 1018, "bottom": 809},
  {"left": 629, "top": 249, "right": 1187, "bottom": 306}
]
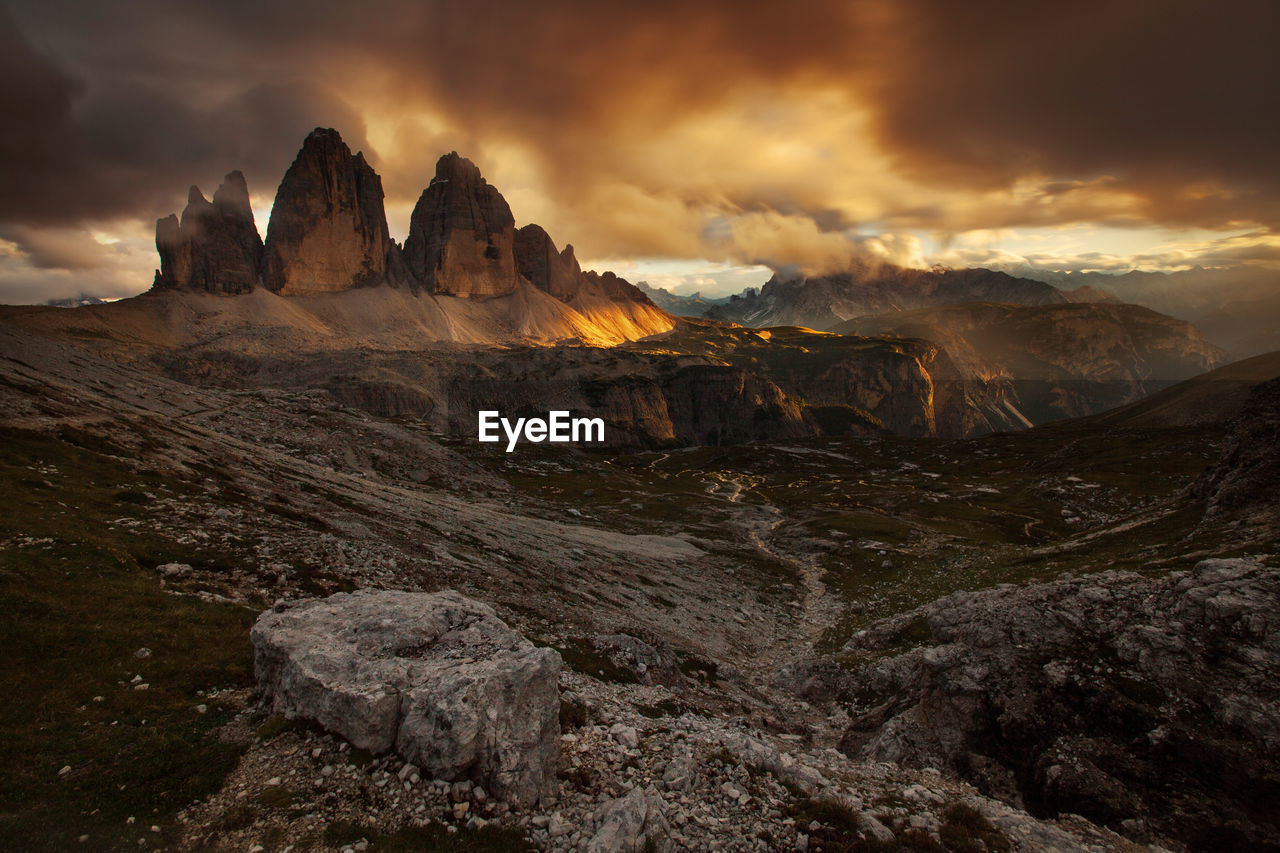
[
  {"left": 635, "top": 283, "right": 730, "bottom": 316},
  {"left": 1017, "top": 266, "right": 1280, "bottom": 358},
  {"left": 704, "top": 266, "right": 1068, "bottom": 330}
]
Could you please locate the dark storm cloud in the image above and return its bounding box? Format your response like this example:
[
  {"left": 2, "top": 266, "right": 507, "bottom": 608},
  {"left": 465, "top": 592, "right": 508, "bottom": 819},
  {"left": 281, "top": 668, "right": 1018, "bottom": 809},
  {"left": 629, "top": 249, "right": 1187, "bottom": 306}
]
[
  {"left": 860, "top": 0, "right": 1280, "bottom": 226},
  {"left": 1, "top": 0, "right": 1277, "bottom": 249},
  {"left": 0, "top": 4, "right": 371, "bottom": 226}
]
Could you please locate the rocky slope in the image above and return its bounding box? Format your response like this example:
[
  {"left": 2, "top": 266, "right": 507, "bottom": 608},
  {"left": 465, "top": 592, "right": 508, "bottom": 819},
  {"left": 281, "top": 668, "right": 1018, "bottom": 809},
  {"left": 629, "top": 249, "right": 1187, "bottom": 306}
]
[
  {"left": 835, "top": 302, "right": 1229, "bottom": 422},
  {"left": 1193, "top": 375, "right": 1280, "bottom": 524},
  {"left": 1092, "top": 349, "right": 1280, "bottom": 428},
  {"left": 153, "top": 171, "right": 263, "bottom": 295},
  {"left": 705, "top": 265, "right": 1067, "bottom": 331},
  {"left": 782, "top": 557, "right": 1280, "bottom": 851},
  {"left": 4, "top": 314, "right": 1263, "bottom": 850}
]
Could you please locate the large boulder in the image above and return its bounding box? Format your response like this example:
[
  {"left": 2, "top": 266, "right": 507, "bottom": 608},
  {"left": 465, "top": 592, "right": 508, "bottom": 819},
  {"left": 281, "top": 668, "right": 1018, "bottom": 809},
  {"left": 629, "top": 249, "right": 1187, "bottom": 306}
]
[
  {"left": 262, "top": 128, "right": 397, "bottom": 295},
  {"left": 153, "top": 171, "right": 263, "bottom": 294},
  {"left": 403, "top": 152, "right": 520, "bottom": 297},
  {"left": 251, "top": 589, "right": 561, "bottom": 806}
]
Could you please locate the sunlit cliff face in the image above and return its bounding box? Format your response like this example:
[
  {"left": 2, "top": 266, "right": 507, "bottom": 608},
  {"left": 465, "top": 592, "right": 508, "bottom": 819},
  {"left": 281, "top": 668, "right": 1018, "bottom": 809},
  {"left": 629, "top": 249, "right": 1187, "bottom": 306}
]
[{"left": 1, "top": 0, "right": 1277, "bottom": 302}]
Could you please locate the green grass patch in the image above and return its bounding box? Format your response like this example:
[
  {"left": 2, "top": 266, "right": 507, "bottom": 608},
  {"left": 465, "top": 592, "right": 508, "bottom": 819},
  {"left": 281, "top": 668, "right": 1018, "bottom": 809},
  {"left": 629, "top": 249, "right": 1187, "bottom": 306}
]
[{"left": 0, "top": 427, "right": 256, "bottom": 851}]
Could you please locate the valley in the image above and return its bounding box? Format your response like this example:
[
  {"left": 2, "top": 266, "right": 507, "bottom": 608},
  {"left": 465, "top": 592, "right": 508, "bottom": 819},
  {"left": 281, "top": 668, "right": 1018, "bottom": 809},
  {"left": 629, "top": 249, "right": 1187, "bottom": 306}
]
[
  {"left": 2, "top": 2, "right": 1277, "bottom": 849},
  {"left": 1, "top": 125, "right": 1277, "bottom": 852},
  {"left": 3, "top": 310, "right": 1275, "bottom": 850}
]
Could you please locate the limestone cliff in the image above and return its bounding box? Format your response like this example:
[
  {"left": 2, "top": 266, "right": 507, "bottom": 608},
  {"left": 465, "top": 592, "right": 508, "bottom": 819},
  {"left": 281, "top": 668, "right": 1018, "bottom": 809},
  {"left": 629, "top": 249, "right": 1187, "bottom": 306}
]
[
  {"left": 153, "top": 171, "right": 263, "bottom": 295},
  {"left": 836, "top": 302, "right": 1230, "bottom": 422},
  {"left": 513, "top": 223, "right": 583, "bottom": 301},
  {"left": 263, "top": 128, "right": 395, "bottom": 295},
  {"left": 403, "top": 152, "right": 519, "bottom": 297}
]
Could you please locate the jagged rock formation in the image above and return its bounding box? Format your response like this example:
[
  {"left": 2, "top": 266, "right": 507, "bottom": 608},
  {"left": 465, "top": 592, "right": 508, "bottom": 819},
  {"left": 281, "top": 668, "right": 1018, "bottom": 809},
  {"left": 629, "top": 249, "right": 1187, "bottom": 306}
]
[
  {"left": 705, "top": 265, "right": 1067, "bottom": 331},
  {"left": 1193, "top": 376, "right": 1280, "bottom": 520},
  {"left": 153, "top": 171, "right": 263, "bottom": 294},
  {"left": 141, "top": 128, "right": 673, "bottom": 344},
  {"left": 513, "top": 224, "right": 583, "bottom": 301},
  {"left": 782, "top": 557, "right": 1280, "bottom": 850},
  {"left": 262, "top": 128, "right": 396, "bottom": 295},
  {"left": 403, "top": 152, "right": 520, "bottom": 297},
  {"left": 251, "top": 589, "right": 562, "bottom": 807}
]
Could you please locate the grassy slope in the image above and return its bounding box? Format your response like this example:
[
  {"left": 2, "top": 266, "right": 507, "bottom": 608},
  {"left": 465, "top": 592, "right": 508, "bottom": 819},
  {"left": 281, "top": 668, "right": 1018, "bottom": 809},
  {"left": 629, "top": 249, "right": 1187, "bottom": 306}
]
[{"left": 0, "top": 427, "right": 256, "bottom": 851}]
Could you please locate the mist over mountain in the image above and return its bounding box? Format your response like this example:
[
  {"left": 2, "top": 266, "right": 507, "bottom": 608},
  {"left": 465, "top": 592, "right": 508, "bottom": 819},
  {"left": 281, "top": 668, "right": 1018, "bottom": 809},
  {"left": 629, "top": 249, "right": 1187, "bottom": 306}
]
[
  {"left": 634, "top": 282, "right": 730, "bottom": 316},
  {"left": 1005, "top": 266, "right": 1280, "bottom": 358}
]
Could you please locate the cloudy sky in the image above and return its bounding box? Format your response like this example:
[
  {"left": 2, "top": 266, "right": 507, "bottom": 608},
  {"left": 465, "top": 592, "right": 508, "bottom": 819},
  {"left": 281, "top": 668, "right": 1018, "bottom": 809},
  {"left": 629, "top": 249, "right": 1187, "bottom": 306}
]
[{"left": 1, "top": 0, "right": 1277, "bottom": 302}]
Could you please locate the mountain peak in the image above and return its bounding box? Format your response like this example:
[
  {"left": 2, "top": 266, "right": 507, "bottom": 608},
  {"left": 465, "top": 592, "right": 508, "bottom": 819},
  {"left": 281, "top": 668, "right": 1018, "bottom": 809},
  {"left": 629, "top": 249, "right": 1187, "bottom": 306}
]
[
  {"left": 432, "top": 151, "right": 485, "bottom": 186},
  {"left": 155, "top": 173, "right": 263, "bottom": 295},
  {"left": 262, "top": 127, "right": 395, "bottom": 295},
  {"left": 514, "top": 224, "right": 581, "bottom": 300},
  {"left": 403, "top": 152, "right": 518, "bottom": 297},
  {"left": 301, "top": 126, "right": 347, "bottom": 153},
  {"left": 211, "top": 170, "right": 252, "bottom": 219}
]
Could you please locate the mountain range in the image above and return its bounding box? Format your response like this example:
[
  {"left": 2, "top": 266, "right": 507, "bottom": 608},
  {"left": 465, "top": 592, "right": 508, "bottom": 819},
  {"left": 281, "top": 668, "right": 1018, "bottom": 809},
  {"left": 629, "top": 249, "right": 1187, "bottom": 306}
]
[
  {"left": 634, "top": 283, "right": 730, "bottom": 316},
  {"left": 149, "top": 128, "right": 672, "bottom": 348},
  {"left": 1020, "top": 266, "right": 1280, "bottom": 358},
  {"left": 4, "top": 126, "right": 1280, "bottom": 853},
  {"left": 704, "top": 266, "right": 1068, "bottom": 330},
  {"left": 679, "top": 262, "right": 1277, "bottom": 360},
  {"left": 0, "top": 127, "right": 1246, "bottom": 445}
]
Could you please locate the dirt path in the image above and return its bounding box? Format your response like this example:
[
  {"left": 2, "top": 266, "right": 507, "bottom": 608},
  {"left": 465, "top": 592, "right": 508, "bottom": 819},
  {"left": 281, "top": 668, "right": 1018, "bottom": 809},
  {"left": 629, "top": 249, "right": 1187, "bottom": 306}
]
[{"left": 704, "top": 473, "right": 844, "bottom": 672}]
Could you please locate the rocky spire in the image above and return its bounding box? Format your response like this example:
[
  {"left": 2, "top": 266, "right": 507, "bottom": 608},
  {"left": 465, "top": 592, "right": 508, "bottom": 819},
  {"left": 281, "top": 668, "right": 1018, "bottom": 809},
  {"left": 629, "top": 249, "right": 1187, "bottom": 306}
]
[
  {"left": 262, "top": 128, "right": 396, "bottom": 295},
  {"left": 513, "top": 224, "right": 584, "bottom": 301},
  {"left": 402, "top": 152, "right": 520, "bottom": 297},
  {"left": 153, "top": 171, "right": 263, "bottom": 295}
]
